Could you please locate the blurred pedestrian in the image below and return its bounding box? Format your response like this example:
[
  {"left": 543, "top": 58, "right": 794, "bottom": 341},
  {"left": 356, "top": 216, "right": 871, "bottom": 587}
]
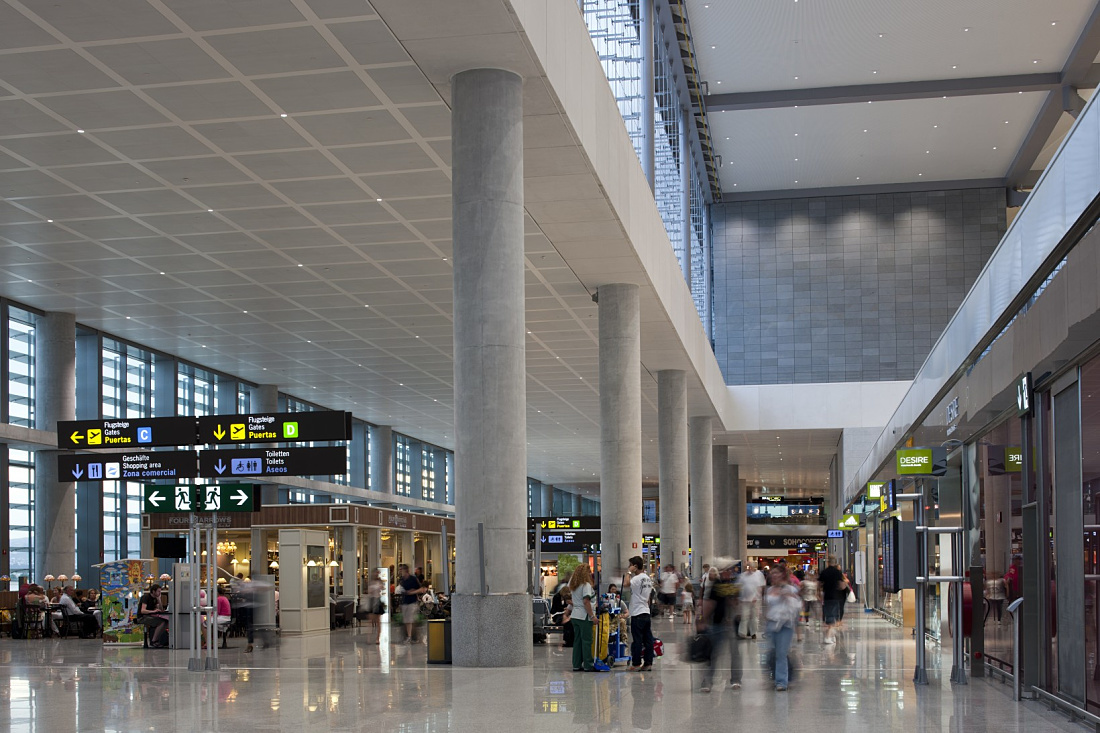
[{"left": 763, "top": 564, "right": 800, "bottom": 691}]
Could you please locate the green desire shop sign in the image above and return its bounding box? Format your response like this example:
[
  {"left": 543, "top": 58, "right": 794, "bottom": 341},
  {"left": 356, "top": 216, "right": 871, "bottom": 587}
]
[
  {"left": 895, "top": 447, "right": 948, "bottom": 476},
  {"left": 987, "top": 446, "right": 1023, "bottom": 475}
]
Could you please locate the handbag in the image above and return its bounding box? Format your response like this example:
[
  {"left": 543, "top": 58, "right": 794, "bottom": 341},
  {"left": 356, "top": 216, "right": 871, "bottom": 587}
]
[
  {"left": 653, "top": 638, "right": 664, "bottom": 657},
  {"left": 846, "top": 589, "right": 857, "bottom": 604},
  {"left": 687, "top": 633, "right": 712, "bottom": 663}
]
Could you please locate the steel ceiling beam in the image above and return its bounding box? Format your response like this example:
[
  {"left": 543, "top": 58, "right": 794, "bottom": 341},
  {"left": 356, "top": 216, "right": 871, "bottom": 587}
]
[
  {"left": 703, "top": 74, "right": 1060, "bottom": 111},
  {"left": 720, "top": 178, "right": 1005, "bottom": 202},
  {"left": 1005, "top": 0, "right": 1100, "bottom": 187}
]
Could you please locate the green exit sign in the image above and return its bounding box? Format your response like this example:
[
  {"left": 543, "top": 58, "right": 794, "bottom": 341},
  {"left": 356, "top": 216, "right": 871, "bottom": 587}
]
[{"left": 144, "top": 483, "right": 258, "bottom": 514}]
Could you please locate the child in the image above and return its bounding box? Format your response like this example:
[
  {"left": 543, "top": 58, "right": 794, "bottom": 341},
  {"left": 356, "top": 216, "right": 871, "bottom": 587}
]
[{"left": 680, "top": 582, "right": 695, "bottom": 625}]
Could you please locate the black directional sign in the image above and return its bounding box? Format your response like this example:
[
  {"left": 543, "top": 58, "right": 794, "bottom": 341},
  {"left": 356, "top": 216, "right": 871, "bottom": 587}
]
[
  {"left": 197, "top": 411, "right": 351, "bottom": 446},
  {"left": 198, "top": 446, "right": 347, "bottom": 478},
  {"left": 59, "top": 451, "right": 198, "bottom": 482},
  {"left": 58, "top": 417, "right": 197, "bottom": 450}
]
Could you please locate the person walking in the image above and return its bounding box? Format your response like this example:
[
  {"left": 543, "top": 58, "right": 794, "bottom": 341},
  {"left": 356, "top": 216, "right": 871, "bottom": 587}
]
[
  {"left": 737, "top": 563, "right": 765, "bottom": 639},
  {"left": 818, "top": 557, "right": 846, "bottom": 644},
  {"left": 396, "top": 564, "right": 426, "bottom": 643},
  {"left": 626, "top": 556, "right": 655, "bottom": 671},
  {"left": 658, "top": 565, "right": 679, "bottom": 619},
  {"left": 698, "top": 559, "right": 743, "bottom": 693},
  {"left": 764, "top": 564, "right": 801, "bottom": 691},
  {"left": 569, "top": 563, "right": 598, "bottom": 672}
]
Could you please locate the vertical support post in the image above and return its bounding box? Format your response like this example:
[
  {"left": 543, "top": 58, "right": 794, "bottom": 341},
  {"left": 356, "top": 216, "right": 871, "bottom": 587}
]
[
  {"left": 914, "top": 495, "right": 928, "bottom": 685},
  {"left": 188, "top": 515, "right": 201, "bottom": 671},
  {"left": 477, "top": 522, "right": 487, "bottom": 596},
  {"left": 639, "top": 0, "right": 655, "bottom": 190},
  {"left": 206, "top": 518, "right": 219, "bottom": 670},
  {"left": 678, "top": 104, "right": 691, "bottom": 283},
  {"left": 954, "top": 530, "right": 967, "bottom": 684},
  {"left": 440, "top": 522, "right": 450, "bottom": 594}
]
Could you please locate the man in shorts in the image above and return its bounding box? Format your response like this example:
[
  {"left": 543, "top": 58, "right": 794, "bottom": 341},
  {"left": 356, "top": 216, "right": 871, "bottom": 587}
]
[
  {"left": 658, "top": 565, "right": 679, "bottom": 619},
  {"left": 818, "top": 557, "right": 846, "bottom": 644},
  {"left": 397, "top": 564, "right": 426, "bottom": 643}
]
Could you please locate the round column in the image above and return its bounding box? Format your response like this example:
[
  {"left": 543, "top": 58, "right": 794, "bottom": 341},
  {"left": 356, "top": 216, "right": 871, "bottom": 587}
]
[
  {"left": 369, "top": 425, "right": 394, "bottom": 495},
  {"left": 711, "top": 445, "right": 731, "bottom": 557},
  {"left": 689, "top": 417, "right": 713, "bottom": 578},
  {"left": 34, "top": 311, "right": 77, "bottom": 579},
  {"left": 599, "top": 283, "right": 642, "bottom": 587},
  {"left": 450, "top": 68, "right": 529, "bottom": 667},
  {"left": 540, "top": 483, "right": 554, "bottom": 516},
  {"left": 658, "top": 370, "right": 689, "bottom": 573}
]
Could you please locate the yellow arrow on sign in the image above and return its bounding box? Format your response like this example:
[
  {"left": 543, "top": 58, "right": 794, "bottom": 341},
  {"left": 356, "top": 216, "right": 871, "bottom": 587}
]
[
  {"left": 213, "top": 425, "right": 226, "bottom": 440},
  {"left": 70, "top": 431, "right": 83, "bottom": 443}
]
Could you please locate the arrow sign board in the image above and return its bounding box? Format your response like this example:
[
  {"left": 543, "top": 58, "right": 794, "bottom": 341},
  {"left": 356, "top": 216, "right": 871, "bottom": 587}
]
[
  {"left": 198, "top": 446, "right": 346, "bottom": 478},
  {"left": 57, "top": 417, "right": 197, "bottom": 450},
  {"left": 59, "top": 451, "right": 198, "bottom": 482},
  {"left": 198, "top": 411, "right": 351, "bottom": 446},
  {"left": 143, "top": 483, "right": 259, "bottom": 513},
  {"left": 194, "top": 483, "right": 258, "bottom": 513}
]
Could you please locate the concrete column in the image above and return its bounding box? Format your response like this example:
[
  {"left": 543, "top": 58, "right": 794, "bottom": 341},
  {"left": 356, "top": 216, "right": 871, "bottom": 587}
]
[
  {"left": 540, "top": 483, "right": 554, "bottom": 517},
  {"left": 736, "top": 475, "right": 747, "bottom": 562},
  {"left": 370, "top": 425, "right": 393, "bottom": 494},
  {"left": 599, "top": 283, "right": 642, "bottom": 587},
  {"left": 712, "top": 446, "right": 731, "bottom": 557},
  {"left": 658, "top": 370, "right": 689, "bottom": 574},
  {"left": 34, "top": 312, "right": 76, "bottom": 579},
  {"left": 450, "top": 68, "right": 530, "bottom": 667},
  {"left": 985, "top": 472, "right": 1012, "bottom": 576},
  {"left": 252, "top": 384, "right": 279, "bottom": 412},
  {"left": 571, "top": 492, "right": 582, "bottom": 517},
  {"left": 689, "top": 417, "right": 713, "bottom": 579}
]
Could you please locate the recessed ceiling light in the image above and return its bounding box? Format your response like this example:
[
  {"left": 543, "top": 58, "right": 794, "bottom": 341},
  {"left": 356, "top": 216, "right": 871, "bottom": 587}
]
[
  {"left": 710, "top": 45, "right": 716, "bottom": 49},
  {"left": 878, "top": 33, "right": 884, "bottom": 38},
  {"left": 933, "top": 124, "right": 938, "bottom": 128},
  {"left": 376, "top": 198, "right": 382, "bottom": 202},
  {"left": 716, "top": 81, "right": 722, "bottom": 84},
  {"left": 733, "top": 183, "right": 737, "bottom": 186},
  {"left": 856, "top": 177, "right": 860, "bottom": 180},
  {"left": 794, "top": 132, "right": 798, "bottom": 136},
  {"left": 1051, "top": 21, "right": 1057, "bottom": 25},
  {"left": 952, "top": 65, "right": 957, "bottom": 69},
  {"left": 1033, "top": 59, "right": 1039, "bottom": 63},
  {"left": 918, "top": 173, "right": 923, "bottom": 176},
  {"left": 863, "top": 129, "right": 868, "bottom": 132},
  {"left": 46, "top": 219, "right": 53, "bottom": 223},
  {"left": 77, "top": 129, "right": 85, "bottom": 134},
  {"left": 126, "top": 316, "right": 131, "bottom": 320},
  {"left": 1004, "top": 120, "right": 1009, "bottom": 124},
  {"left": 726, "top": 136, "right": 730, "bottom": 140},
  {"left": 364, "top": 304, "right": 369, "bottom": 307},
  {"left": 963, "top": 27, "right": 969, "bottom": 31},
  {"left": 794, "top": 158, "right": 799, "bottom": 161},
  {"left": 207, "top": 209, "right": 214, "bottom": 212},
  {"left": 794, "top": 180, "right": 798, "bottom": 183},
  {"left": 160, "top": 271, "right": 165, "bottom": 275},
  {"left": 925, "top": 150, "right": 930, "bottom": 154},
  {"left": 872, "top": 70, "right": 878, "bottom": 74},
  {"left": 794, "top": 76, "right": 799, "bottom": 80},
  {"left": 993, "top": 146, "right": 997, "bottom": 150}
]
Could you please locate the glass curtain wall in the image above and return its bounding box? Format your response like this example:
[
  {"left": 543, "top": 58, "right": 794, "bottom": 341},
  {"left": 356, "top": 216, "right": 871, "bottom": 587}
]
[{"left": 581, "top": 0, "right": 710, "bottom": 329}]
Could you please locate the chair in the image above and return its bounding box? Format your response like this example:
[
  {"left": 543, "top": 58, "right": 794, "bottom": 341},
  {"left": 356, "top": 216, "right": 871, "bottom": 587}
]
[
  {"left": 18, "top": 600, "right": 45, "bottom": 640},
  {"left": 217, "top": 615, "right": 231, "bottom": 648}
]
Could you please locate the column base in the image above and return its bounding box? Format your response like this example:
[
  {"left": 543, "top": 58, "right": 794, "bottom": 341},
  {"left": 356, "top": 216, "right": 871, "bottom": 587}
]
[{"left": 451, "top": 592, "right": 533, "bottom": 667}]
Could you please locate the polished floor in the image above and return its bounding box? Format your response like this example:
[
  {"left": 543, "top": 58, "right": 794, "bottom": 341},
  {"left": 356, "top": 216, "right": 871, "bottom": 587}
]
[{"left": 0, "top": 610, "right": 1087, "bottom": 732}]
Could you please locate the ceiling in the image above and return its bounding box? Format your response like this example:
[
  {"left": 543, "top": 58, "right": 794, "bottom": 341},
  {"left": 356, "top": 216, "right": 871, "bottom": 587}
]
[
  {"left": 687, "top": 0, "right": 1100, "bottom": 193},
  {"left": 716, "top": 428, "right": 841, "bottom": 493},
  {"left": 0, "top": 0, "right": 682, "bottom": 487}
]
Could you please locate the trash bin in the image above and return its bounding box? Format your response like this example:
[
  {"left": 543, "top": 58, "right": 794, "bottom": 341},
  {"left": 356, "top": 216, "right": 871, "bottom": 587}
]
[{"left": 427, "top": 619, "right": 452, "bottom": 664}]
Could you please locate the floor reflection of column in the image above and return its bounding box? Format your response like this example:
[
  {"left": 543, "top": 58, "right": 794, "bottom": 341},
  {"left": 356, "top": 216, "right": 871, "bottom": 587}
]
[{"left": 451, "top": 667, "right": 534, "bottom": 730}]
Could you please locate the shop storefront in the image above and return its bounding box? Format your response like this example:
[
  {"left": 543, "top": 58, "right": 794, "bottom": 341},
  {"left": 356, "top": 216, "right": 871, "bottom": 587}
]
[{"left": 143, "top": 504, "right": 455, "bottom": 600}]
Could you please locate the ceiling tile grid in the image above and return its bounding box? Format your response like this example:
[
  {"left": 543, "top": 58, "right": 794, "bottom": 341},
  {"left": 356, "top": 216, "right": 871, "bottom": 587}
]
[{"left": 0, "top": 0, "right": 667, "bottom": 485}]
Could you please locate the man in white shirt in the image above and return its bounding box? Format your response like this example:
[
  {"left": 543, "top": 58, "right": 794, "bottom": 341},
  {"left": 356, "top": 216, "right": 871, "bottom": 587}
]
[
  {"left": 627, "top": 556, "right": 655, "bottom": 671},
  {"left": 658, "top": 565, "right": 679, "bottom": 619},
  {"left": 737, "top": 564, "right": 765, "bottom": 639},
  {"left": 53, "top": 586, "right": 96, "bottom": 638}
]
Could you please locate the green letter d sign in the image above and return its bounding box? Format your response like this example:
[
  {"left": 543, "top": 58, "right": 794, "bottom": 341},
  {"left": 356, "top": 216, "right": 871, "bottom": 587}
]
[{"left": 283, "top": 421, "right": 299, "bottom": 439}]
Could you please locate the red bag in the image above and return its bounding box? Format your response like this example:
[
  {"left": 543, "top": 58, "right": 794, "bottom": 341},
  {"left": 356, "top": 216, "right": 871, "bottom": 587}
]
[{"left": 653, "top": 638, "right": 664, "bottom": 657}]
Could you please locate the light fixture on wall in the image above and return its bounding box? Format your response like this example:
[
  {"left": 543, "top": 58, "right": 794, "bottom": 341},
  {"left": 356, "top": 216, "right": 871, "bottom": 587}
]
[{"left": 269, "top": 561, "right": 279, "bottom": 569}]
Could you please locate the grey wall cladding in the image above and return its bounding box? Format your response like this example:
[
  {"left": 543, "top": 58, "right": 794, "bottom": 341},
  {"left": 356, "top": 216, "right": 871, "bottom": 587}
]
[{"left": 712, "top": 187, "right": 1006, "bottom": 385}]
